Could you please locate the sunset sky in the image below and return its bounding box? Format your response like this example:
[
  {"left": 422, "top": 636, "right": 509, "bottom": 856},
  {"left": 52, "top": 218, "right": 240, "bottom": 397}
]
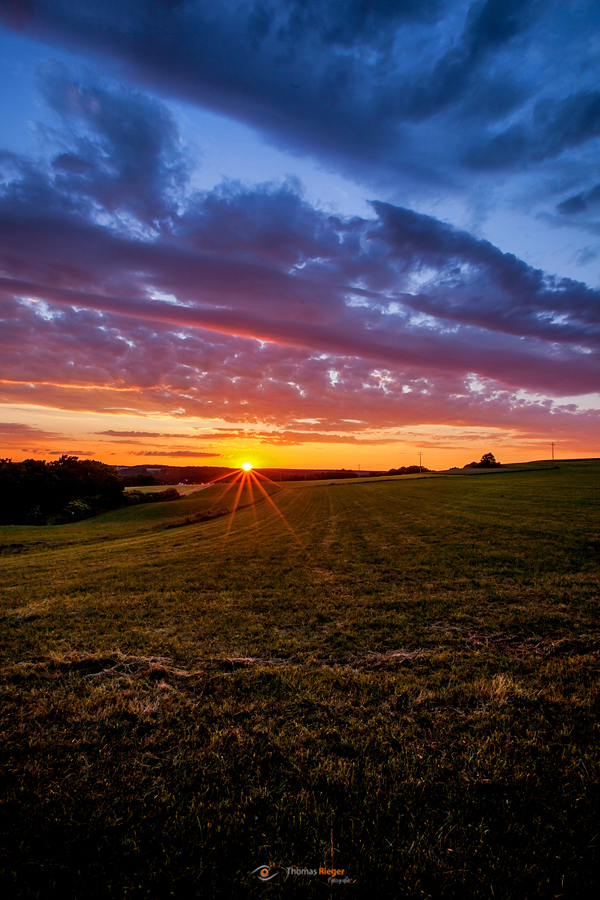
[{"left": 0, "top": 0, "right": 599, "bottom": 470}]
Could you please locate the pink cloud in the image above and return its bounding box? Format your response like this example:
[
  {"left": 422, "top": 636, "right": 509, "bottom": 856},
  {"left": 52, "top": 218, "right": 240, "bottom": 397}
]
[
  {"left": 133, "top": 450, "right": 220, "bottom": 458},
  {"left": 0, "top": 422, "right": 63, "bottom": 439}
]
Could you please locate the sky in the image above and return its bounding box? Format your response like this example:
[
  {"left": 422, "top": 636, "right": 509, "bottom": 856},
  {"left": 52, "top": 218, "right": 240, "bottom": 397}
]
[{"left": 0, "top": 0, "right": 599, "bottom": 471}]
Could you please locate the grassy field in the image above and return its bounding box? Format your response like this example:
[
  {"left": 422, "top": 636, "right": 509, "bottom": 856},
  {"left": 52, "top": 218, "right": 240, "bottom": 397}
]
[
  {"left": 1, "top": 460, "right": 599, "bottom": 898},
  {"left": 124, "top": 484, "right": 211, "bottom": 496}
]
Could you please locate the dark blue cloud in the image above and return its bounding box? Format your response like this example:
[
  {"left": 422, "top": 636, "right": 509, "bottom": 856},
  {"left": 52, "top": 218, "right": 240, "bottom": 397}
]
[
  {"left": 403, "top": 0, "right": 539, "bottom": 122},
  {"left": 467, "top": 90, "right": 600, "bottom": 170},
  {"left": 557, "top": 183, "right": 600, "bottom": 216},
  {"left": 2, "top": 0, "right": 598, "bottom": 197},
  {"left": 246, "top": 0, "right": 443, "bottom": 50},
  {"left": 37, "top": 61, "right": 188, "bottom": 226}
]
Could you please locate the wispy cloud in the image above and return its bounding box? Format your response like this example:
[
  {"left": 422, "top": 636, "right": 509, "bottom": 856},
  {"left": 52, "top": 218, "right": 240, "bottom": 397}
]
[
  {"left": 132, "top": 450, "right": 220, "bottom": 458},
  {"left": 95, "top": 430, "right": 196, "bottom": 438}
]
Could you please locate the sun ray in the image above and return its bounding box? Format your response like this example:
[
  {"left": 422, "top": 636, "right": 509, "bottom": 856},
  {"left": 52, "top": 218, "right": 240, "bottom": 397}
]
[
  {"left": 213, "top": 470, "right": 244, "bottom": 505},
  {"left": 251, "top": 469, "right": 292, "bottom": 493},
  {"left": 208, "top": 469, "right": 246, "bottom": 486},
  {"left": 249, "top": 470, "right": 303, "bottom": 545},
  {"left": 223, "top": 471, "right": 248, "bottom": 543},
  {"left": 245, "top": 471, "right": 259, "bottom": 530},
  {"left": 205, "top": 465, "right": 302, "bottom": 546}
]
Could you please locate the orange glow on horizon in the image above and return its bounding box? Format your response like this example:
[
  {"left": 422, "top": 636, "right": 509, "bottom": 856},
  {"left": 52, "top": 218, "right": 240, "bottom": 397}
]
[{"left": 1, "top": 401, "right": 596, "bottom": 471}]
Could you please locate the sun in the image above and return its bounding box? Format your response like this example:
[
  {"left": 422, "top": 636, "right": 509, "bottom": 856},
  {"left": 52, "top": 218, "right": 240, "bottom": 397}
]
[{"left": 241, "top": 462, "right": 253, "bottom": 471}]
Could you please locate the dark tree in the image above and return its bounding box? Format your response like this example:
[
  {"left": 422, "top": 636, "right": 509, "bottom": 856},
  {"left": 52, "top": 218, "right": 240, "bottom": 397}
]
[
  {"left": 478, "top": 453, "right": 501, "bottom": 467},
  {"left": 0, "top": 456, "right": 125, "bottom": 525},
  {"left": 464, "top": 453, "right": 501, "bottom": 469}
]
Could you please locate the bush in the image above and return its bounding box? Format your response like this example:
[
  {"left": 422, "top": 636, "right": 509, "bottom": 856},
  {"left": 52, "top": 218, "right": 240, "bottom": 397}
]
[
  {"left": 60, "top": 500, "right": 94, "bottom": 522},
  {"left": 125, "top": 488, "right": 181, "bottom": 506}
]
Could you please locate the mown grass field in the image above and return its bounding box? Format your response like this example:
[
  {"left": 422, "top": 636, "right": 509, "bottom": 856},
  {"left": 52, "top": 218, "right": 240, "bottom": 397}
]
[
  {"left": 124, "top": 484, "right": 211, "bottom": 496},
  {"left": 1, "top": 460, "right": 599, "bottom": 898}
]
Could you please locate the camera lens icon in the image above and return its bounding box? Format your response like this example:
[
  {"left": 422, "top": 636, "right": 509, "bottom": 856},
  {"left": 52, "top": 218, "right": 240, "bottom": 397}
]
[{"left": 250, "top": 864, "right": 279, "bottom": 881}]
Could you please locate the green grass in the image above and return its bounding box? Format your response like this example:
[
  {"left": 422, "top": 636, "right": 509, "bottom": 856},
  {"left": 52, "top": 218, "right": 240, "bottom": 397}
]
[
  {"left": 124, "top": 484, "right": 212, "bottom": 496},
  {"left": 1, "top": 461, "right": 599, "bottom": 897}
]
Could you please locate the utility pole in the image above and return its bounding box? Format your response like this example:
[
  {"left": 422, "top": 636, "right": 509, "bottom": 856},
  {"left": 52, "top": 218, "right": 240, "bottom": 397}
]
[
  {"left": 551, "top": 442, "right": 555, "bottom": 461},
  {"left": 418, "top": 452, "right": 423, "bottom": 473}
]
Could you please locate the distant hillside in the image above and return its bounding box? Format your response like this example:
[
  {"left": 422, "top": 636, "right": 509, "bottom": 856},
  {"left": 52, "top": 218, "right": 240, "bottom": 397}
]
[{"left": 116, "top": 464, "right": 389, "bottom": 484}]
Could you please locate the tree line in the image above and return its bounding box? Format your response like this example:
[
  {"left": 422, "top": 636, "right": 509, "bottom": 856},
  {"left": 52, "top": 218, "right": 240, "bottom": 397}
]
[
  {"left": 387, "top": 465, "right": 432, "bottom": 475},
  {"left": 0, "top": 456, "right": 180, "bottom": 525}
]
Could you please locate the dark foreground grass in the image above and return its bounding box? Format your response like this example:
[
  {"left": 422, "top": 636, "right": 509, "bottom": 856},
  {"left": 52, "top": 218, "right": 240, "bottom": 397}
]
[{"left": 1, "top": 461, "right": 599, "bottom": 898}]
